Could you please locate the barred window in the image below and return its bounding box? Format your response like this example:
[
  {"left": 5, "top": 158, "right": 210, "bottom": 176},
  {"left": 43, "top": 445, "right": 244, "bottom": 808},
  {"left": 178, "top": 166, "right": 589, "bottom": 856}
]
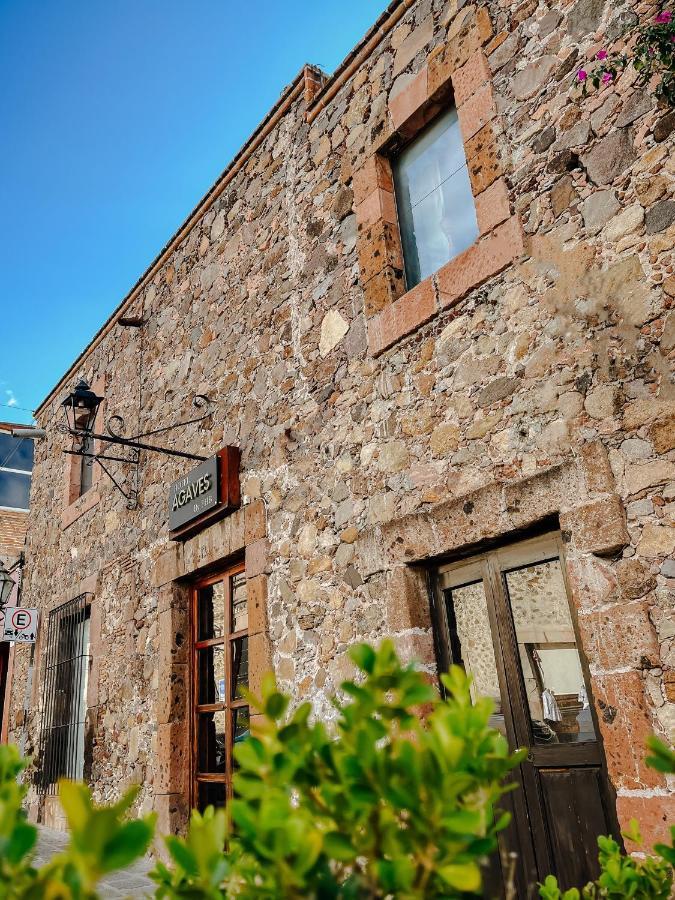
[{"left": 38, "top": 595, "right": 91, "bottom": 793}]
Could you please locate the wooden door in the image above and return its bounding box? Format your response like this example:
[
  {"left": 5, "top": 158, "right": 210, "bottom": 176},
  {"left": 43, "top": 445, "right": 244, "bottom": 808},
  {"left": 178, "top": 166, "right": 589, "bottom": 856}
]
[{"left": 436, "top": 533, "right": 618, "bottom": 896}]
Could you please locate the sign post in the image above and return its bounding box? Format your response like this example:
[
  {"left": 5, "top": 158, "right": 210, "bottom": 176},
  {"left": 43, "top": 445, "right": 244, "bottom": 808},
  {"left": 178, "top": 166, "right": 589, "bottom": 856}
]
[{"left": 3, "top": 606, "right": 39, "bottom": 643}]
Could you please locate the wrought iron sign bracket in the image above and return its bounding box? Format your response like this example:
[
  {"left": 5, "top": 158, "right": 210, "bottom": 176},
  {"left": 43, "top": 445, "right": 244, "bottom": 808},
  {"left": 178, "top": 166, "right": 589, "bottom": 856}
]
[{"left": 59, "top": 382, "right": 213, "bottom": 510}]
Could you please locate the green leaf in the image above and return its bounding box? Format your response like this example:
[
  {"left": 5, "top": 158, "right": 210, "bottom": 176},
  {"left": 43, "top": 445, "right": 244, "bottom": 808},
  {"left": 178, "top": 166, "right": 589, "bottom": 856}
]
[
  {"left": 100, "top": 818, "right": 155, "bottom": 873},
  {"left": 165, "top": 835, "right": 199, "bottom": 876},
  {"left": 438, "top": 861, "right": 482, "bottom": 892},
  {"left": 322, "top": 831, "right": 356, "bottom": 862},
  {"left": 349, "top": 643, "right": 376, "bottom": 673}
]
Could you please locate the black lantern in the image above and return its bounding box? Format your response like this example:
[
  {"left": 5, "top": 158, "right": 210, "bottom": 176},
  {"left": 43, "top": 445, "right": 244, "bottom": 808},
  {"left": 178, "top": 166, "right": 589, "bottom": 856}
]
[
  {"left": 61, "top": 379, "right": 103, "bottom": 435},
  {"left": 0, "top": 562, "right": 14, "bottom": 608}
]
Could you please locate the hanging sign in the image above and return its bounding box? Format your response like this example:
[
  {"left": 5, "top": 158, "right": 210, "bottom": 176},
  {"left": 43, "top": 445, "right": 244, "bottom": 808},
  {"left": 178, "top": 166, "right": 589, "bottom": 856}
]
[
  {"left": 3, "top": 606, "right": 39, "bottom": 643},
  {"left": 168, "top": 446, "right": 240, "bottom": 540}
]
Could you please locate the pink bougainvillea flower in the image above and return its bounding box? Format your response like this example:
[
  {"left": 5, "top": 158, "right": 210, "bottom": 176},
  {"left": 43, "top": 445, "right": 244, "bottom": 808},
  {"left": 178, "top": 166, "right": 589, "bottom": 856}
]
[
  {"left": 577, "top": 69, "right": 588, "bottom": 81},
  {"left": 654, "top": 10, "right": 672, "bottom": 22},
  {"left": 601, "top": 71, "right": 614, "bottom": 83},
  {"left": 596, "top": 49, "right": 608, "bottom": 60}
]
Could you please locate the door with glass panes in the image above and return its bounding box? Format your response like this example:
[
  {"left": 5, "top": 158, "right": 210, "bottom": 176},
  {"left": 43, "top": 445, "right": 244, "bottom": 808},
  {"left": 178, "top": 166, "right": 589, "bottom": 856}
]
[
  {"left": 191, "top": 563, "right": 249, "bottom": 809},
  {"left": 436, "top": 533, "right": 617, "bottom": 897}
]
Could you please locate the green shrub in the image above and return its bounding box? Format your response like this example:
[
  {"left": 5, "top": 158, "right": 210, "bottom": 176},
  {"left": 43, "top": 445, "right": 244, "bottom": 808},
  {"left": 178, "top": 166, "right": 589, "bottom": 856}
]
[
  {"left": 0, "top": 641, "right": 672, "bottom": 899},
  {"left": 0, "top": 743, "right": 154, "bottom": 898},
  {"left": 152, "top": 640, "right": 525, "bottom": 897}
]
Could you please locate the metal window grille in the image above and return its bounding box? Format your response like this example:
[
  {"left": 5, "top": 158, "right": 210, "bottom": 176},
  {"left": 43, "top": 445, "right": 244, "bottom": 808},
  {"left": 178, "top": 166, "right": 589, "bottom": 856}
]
[{"left": 38, "top": 594, "right": 91, "bottom": 794}]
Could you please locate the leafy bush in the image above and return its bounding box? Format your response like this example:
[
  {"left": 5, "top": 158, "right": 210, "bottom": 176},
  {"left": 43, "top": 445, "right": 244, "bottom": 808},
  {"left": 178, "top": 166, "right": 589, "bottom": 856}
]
[
  {"left": 0, "top": 642, "right": 672, "bottom": 899},
  {"left": 152, "top": 641, "right": 525, "bottom": 897},
  {"left": 539, "top": 738, "right": 675, "bottom": 900},
  {"left": 0, "top": 743, "right": 154, "bottom": 898}
]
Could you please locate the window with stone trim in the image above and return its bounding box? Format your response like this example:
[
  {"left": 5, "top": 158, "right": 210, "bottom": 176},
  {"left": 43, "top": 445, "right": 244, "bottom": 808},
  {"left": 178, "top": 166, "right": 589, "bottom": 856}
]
[
  {"left": 392, "top": 105, "right": 479, "bottom": 290},
  {"left": 192, "top": 562, "right": 249, "bottom": 809}
]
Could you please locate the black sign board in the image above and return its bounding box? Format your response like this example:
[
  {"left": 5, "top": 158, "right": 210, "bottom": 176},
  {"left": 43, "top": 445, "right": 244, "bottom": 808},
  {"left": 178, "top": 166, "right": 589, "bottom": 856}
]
[{"left": 169, "top": 456, "right": 219, "bottom": 530}]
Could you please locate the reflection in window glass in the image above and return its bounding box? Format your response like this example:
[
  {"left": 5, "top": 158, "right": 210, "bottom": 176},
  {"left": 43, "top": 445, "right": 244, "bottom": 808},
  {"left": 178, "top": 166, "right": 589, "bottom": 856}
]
[
  {"left": 198, "top": 646, "right": 225, "bottom": 705},
  {"left": 445, "top": 580, "right": 505, "bottom": 734},
  {"left": 231, "top": 573, "right": 248, "bottom": 632},
  {"left": 232, "top": 637, "right": 249, "bottom": 700},
  {"left": 198, "top": 710, "right": 227, "bottom": 773},
  {"left": 393, "top": 107, "right": 479, "bottom": 289},
  {"left": 197, "top": 582, "right": 225, "bottom": 641},
  {"left": 198, "top": 781, "right": 226, "bottom": 809},
  {"left": 0, "top": 470, "right": 31, "bottom": 509},
  {"left": 0, "top": 434, "right": 34, "bottom": 471},
  {"left": 505, "top": 560, "right": 596, "bottom": 745},
  {"left": 232, "top": 706, "right": 250, "bottom": 770}
]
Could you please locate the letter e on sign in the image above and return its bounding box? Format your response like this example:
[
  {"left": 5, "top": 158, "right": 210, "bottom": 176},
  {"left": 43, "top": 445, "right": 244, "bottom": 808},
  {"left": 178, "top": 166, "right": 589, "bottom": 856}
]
[{"left": 2, "top": 606, "right": 39, "bottom": 644}]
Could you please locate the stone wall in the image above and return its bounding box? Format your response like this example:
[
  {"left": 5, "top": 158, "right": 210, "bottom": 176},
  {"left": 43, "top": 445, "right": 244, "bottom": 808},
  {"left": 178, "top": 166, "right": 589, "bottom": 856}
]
[{"left": 8, "top": 0, "right": 674, "bottom": 846}]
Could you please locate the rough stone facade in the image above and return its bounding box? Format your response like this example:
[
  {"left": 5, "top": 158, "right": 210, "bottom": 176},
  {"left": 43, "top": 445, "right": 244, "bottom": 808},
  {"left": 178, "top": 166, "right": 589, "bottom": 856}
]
[{"left": 7, "top": 0, "right": 675, "bottom": 861}]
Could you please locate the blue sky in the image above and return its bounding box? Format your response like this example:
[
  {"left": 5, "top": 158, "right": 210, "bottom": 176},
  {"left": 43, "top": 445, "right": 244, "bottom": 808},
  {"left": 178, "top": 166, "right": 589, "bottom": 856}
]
[{"left": 0, "top": 0, "right": 385, "bottom": 425}]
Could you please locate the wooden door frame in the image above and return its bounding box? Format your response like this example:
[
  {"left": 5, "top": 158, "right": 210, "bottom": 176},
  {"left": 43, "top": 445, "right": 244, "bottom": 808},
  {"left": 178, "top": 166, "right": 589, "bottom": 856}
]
[{"left": 189, "top": 559, "right": 247, "bottom": 810}]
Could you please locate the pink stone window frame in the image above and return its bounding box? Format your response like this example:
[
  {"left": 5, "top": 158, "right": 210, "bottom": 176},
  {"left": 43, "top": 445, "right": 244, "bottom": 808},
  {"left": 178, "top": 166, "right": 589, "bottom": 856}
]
[{"left": 352, "top": 9, "right": 524, "bottom": 356}]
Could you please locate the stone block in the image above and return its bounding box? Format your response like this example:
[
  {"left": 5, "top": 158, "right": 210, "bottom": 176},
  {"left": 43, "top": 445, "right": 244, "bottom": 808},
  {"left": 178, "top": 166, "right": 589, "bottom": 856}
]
[
  {"left": 582, "top": 128, "right": 636, "bottom": 186},
  {"left": 389, "top": 67, "right": 428, "bottom": 130},
  {"left": 357, "top": 220, "right": 404, "bottom": 284},
  {"left": 367, "top": 276, "right": 437, "bottom": 354},
  {"left": 466, "top": 122, "right": 502, "bottom": 195},
  {"left": 560, "top": 495, "right": 629, "bottom": 557},
  {"left": 352, "top": 154, "right": 394, "bottom": 207},
  {"left": 158, "top": 606, "right": 189, "bottom": 668},
  {"left": 616, "top": 558, "right": 657, "bottom": 601},
  {"left": 156, "top": 664, "right": 188, "bottom": 725},
  {"left": 457, "top": 83, "right": 497, "bottom": 142},
  {"left": 244, "top": 499, "right": 266, "bottom": 543},
  {"left": 436, "top": 217, "right": 524, "bottom": 309},
  {"left": 247, "top": 574, "right": 268, "bottom": 636},
  {"left": 451, "top": 50, "right": 491, "bottom": 107},
  {"left": 616, "top": 795, "right": 675, "bottom": 853},
  {"left": 249, "top": 632, "right": 274, "bottom": 695},
  {"left": 154, "top": 793, "right": 190, "bottom": 838},
  {"left": 355, "top": 187, "right": 397, "bottom": 229},
  {"left": 355, "top": 529, "right": 387, "bottom": 578},
  {"left": 245, "top": 539, "right": 270, "bottom": 579},
  {"left": 363, "top": 265, "right": 406, "bottom": 318},
  {"left": 152, "top": 546, "right": 183, "bottom": 588},
  {"left": 577, "top": 602, "right": 660, "bottom": 671},
  {"left": 503, "top": 464, "right": 578, "bottom": 530},
  {"left": 593, "top": 672, "right": 665, "bottom": 791},
  {"left": 385, "top": 566, "right": 431, "bottom": 631},
  {"left": 578, "top": 441, "right": 615, "bottom": 495},
  {"left": 565, "top": 552, "right": 620, "bottom": 611},
  {"left": 380, "top": 512, "right": 438, "bottom": 564},
  {"left": 475, "top": 177, "right": 510, "bottom": 234},
  {"left": 155, "top": 721, "right": 188, "bottom": 795},
  {"left": 392, "top": 630, "right": 436, "bottom": 668}
]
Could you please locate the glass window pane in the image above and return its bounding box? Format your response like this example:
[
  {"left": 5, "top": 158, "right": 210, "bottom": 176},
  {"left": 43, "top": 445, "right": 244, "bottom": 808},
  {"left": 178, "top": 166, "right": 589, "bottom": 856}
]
[
  {"left": 393, "top": 106, "right": 478, "bottom": 289},
  {"left": 198, "top": 781, "right": 226, "bottom": 810},
  {"left": 198, "top": 710, "right": 227, "bottom": 773},
  {"left": 505, "top": 559, "right": 597, "bottom": 746},
  {"left": 79, "top": 435, "right": 94, "bottom": 496},
  {"left": 0, "top": 470, "right": 30, "bottom": 509},
  {"left": 232, "top": 706, "right": 250, "bottom": 769},
  {"left": 197, "top": 581, "right": 224, "bottom": 641},
  {"left": 445, "top": 580, "right": 504, "bottom": 734},
  {"left": 198, "top": 646, "right": 226, "bottom": 705},
  {"left": 231, "top": 573, "right": 247, "bottom": 632},
  {"left": 0, "top": 433, "right": 33, "bottom": 471},
  {"left": 232, "top": 637, "right": 248, "bottom": 700}
]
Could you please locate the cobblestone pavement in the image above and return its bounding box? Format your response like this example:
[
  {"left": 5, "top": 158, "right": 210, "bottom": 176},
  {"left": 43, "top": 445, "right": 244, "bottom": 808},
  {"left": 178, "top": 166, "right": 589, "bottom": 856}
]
[{"left": 34, "top": 825, "right": 155, "bottom": 898}]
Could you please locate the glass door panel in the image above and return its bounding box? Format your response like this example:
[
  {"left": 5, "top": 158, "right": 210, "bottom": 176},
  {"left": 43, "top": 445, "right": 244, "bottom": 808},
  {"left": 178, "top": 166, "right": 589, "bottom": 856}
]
[
  {"left": 504, "top": 559, "right": 596, "bottom": 746},
  {"left": 440, "top": 565, "right": 506, "bottom": 737}
]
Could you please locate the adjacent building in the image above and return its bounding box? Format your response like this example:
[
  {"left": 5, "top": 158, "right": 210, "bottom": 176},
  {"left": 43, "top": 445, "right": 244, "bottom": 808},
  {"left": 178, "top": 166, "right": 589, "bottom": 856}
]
[
  {"left": 6, "top": 0, "right": 675, "bottom": 892},
  {"left": 0, "top": 421, "right": 34, "bottom": 742}
]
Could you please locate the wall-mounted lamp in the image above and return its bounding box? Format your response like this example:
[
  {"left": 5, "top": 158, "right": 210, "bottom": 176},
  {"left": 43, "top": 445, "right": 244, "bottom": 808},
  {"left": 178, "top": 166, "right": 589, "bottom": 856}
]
[{"left": 58, "top": 380, "right": 214, "bottom": 508}]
